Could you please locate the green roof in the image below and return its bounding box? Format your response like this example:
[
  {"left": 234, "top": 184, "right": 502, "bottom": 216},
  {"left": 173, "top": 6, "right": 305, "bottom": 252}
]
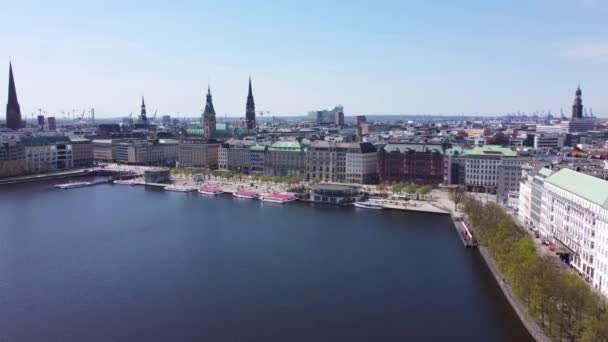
[
  {"left": 185, "top": 128, "right": 204, "bottom": 136},
  {"left": 467, "top": 145, "right": 517, "bottom": 157},
  {"left": 250, "top": 145, "right": 268, "bottom": 152},
  {"left": 445, "top": 146, "right": 465, "bottom": 156},
  {"left": 544, "top": 168, "right": 608, "bottom": 209},
  {"left": 159, "top": 139, "right": 180, "bottom": 145},
  {"left": 185, "top": 126, "right": 256, "bottom": 138},
  {"left": 383, "top": 143, "right": 446, "bottom": 154},
  {"left": 538, "top": 167, "right": 555, "bottom": 178},
  {"left": 268, "top": 141, "right": 304, "bottom": 151},
  {"left": 384, "top": 144, "right": 445, "bottom": 154}
]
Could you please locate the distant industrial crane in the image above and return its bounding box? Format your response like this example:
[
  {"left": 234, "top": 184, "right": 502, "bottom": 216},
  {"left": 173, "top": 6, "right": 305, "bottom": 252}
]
[{"left": 152, "top": 109, "right": 158, "bottom": 120}]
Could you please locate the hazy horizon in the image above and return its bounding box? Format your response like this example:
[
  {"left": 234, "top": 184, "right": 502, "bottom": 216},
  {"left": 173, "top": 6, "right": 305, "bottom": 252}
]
[{"left": 1, "top": 0, "right": 607, "bottom": 118}]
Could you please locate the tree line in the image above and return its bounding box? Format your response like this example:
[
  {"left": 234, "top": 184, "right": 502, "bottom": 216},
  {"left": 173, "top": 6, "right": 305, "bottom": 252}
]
[
  {"left": 461, "top": 194, "right": 608, "bottom": 341},
  {"left": 0, "top": 160, "right": 49, "bottom": 178},
  {"left": 375, "top": 183, "right": 433, "bottom": 198},
  {"left": 171, "top": 168, "right": 302, "bottom": 185}
]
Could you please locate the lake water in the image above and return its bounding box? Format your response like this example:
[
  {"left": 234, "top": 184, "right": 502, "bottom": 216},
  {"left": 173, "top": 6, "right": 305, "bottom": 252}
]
[{"left": 0, "top": 182, "right": 532, "bottom": 341}]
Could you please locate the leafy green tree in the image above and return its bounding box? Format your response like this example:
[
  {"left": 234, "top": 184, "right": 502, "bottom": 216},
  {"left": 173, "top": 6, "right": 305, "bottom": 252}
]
[
  {"left": 390, "top": 183, "right": 404, "bottom": 194},
  {"left": 404, "top": 184, "right": 418, "bottom": 198},
  {"left": 416, "top": 185, "right": 432, "bottom": 198},
  {"left": 449, "top": 187, "right": 465, "bottom": 211}
]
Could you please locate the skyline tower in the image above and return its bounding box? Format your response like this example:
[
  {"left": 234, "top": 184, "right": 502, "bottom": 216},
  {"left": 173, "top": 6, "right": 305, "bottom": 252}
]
[
  {"left": 202, "top": 85, "right": 216, "bottom": 138},
  {"left": 245, "top": 77, "right": 256, "bottom": 130},
  {"left": 6, "top": 62, "right": 22, "bottom": 129},
  {"left": 572, "top": 85, "right": 583, "bottom": 120},
  {"left": 139, "top": 96, "right": 148, "bottom": 125}
]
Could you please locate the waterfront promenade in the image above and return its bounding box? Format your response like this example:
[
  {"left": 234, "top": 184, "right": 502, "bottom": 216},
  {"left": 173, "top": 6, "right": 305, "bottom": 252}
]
[{"left": 431, "top": 190, "right": 550, "bottom": 342}]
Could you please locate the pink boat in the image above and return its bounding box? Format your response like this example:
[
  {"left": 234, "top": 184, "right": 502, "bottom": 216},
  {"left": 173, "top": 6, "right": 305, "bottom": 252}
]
[
  {"left": 198, "top": 187, "right": 223, "bottom": 196},
  {"left": 233, "top": 190, "right": 259, "bottom": 199},
  {"left": 261, "top": 193, "right": 297, "bottom": 204}
]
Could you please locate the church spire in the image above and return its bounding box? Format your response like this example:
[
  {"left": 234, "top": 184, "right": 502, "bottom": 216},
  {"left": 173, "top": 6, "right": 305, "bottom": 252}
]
[
  {"left": 6, "top": 61, "right": 22, "bottom": 129},
  {"left": 245, "top": 76, "right": 256, "bottom": 130},
  {"left": 202, "top": 83, "right": 216, "bottom": 137},
  {"left": 139, "top": 96, "right": 148, "bottom": 124},
  {"left": 572, "top": 85, "right": 583, "bottom": 120},
  {"left": 248, "top": 76, "right": 253, "bottom": 97}
]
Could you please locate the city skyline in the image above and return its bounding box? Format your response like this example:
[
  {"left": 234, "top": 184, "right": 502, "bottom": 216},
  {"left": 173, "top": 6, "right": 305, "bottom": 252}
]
[{"left": 1, "top": 0, "right": 608, "bottom": 118}]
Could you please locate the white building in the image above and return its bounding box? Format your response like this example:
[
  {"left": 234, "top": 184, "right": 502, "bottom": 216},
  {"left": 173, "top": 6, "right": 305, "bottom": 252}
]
[
  {"left": 536, "top": 124, "right": 563, "bottom": 134},
  {"left": 520, "top": 168, "right": 608, "bottom": 296},
  {"left": 22, "top": 136, "right": 73, "bottom": 172},
  {"left": 496, "top": 157, "right": 531, "bottom": 206},
  {"left": 218, "top": 139, "right": 255, "bottom": 172},
  {"left": 465, "top": 145, "right": 517, "bottom": 193},
  {"left": 534, "top": 133, "right": 564, "bottom": 149},
  {"left": 306, "top": 141, "right": 378, "bottom": 184},
  {"left": 518, "top": 166, "right": 554, "bottom": 237}
]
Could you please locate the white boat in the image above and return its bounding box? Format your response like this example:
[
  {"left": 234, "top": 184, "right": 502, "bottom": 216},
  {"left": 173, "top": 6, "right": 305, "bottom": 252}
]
[
  {"left": 233, "top": 190, "right": 259, "bottom": 199},
  {"left": 198, "top": 187, "right": 223, "bottom": 196},
  {"left": 164, "top": 186, "right": 197, "bottom": 193},
  {"left": 261, "top": 193, "right": 297, "bottom": 204},
  {"left": 354, "top": 202, "right": 384, "bottom": 210},
  {"left": 113, "top": 180, "right": 134, "bottom": 185},
  {"left": 55, "top": 182, "right": 91, "bottom": 189}
]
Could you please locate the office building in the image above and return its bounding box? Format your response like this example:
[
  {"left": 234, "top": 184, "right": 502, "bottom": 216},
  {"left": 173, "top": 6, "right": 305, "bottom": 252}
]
[
  {"left": 178, "top": 140, "right": 220, "bottom": 169},
  {"left": 306, "top": 141, "right": 377, "bottom": 184}
]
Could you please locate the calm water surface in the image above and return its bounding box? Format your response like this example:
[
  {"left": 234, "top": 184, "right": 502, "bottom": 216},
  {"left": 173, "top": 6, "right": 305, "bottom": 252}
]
[{"left": 0, "top": 182, "right": 532, "bottom": 341}]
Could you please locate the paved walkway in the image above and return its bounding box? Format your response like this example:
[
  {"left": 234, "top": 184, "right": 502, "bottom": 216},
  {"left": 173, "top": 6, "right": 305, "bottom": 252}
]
[
  {"left": 431, "top": 189, "right": 550, "bottom": 342},
  {"left": 366, "top": 197, "right": 449, "bottom": 214}
]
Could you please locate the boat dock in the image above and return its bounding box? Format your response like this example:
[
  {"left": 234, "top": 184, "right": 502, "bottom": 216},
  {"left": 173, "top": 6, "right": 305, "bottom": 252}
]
[
  {"left": 55, "top": 179, "right": 111, "bottom": 189},
  {"left": 365, "top": 198, "right": 449, "bottom": 214},
  {"left": 453, "top": 219, "right": 478, "bottom": 248}
]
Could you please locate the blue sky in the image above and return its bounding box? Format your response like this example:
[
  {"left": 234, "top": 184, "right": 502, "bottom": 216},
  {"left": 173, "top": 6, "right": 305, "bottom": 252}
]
[{"left": 0, "top": 0, "right": 607, "bottom": 118}]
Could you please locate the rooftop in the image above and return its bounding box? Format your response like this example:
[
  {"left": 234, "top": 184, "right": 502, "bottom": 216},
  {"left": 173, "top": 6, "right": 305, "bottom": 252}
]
[
  {"left": 268, "top": 141, "right": 304, "bottom": 151},
  {"left": 383, "top": 143, "right": 446, "bottom": 154},
  {"left": 467, "top": 145, "right": 517, "bottom": 157},
  {"left": 21, "top": 136, "right": 71, "bottom": 146},
  {"left": 544, "top": 168, "right": 608, "bottom": 209}
]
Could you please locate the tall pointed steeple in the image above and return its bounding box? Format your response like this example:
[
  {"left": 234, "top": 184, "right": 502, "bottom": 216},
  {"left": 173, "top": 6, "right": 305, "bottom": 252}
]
[
  {"left": 139, "top": 96, "right": 148, "bottom": 125},
  {"left": 245, "top": 77, "right": 256, "bottom": 130},
  {"left": 6, "top": 61, "right": 22, "bottom": 129},
  {"left": 572, "top": 85, "right": 583, "bottom": 120},
  {"left": 202, "top": 83, "right": 216, "bottom": 137}
]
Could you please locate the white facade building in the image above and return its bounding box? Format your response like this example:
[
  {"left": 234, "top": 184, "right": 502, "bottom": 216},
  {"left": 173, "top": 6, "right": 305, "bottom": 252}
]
[
  {"left": 22, "top": 137, "right": 73, "bottom": 172},
  {"left": 465, "top": 145, "right": 517, "bottom": 192},
  {"left": 534, "top": 133, "right": 564, "bottom": 149},
  {"left": 519, "top": 168, "right": 608, "bottom": 296}
]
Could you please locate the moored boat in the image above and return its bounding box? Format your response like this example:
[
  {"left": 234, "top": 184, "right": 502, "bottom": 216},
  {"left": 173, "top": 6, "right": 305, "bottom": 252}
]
[
  {"left": 198, "top": 187, "right": 223, "bottom": 196},
  {"left": 164, "top": 185, "right": 197, "bottom": 192},
  {"left": 233, "top": 190, "right": 259, "bottom": 199},
  {"left": 261, "top": 193, "right": 297, "bottom": 204},
  {"left": 354, "top": 201, "right": 384, "bottom": 210},
  {"left": 55, "top": 182, "right": 91, "bottom": 189}
]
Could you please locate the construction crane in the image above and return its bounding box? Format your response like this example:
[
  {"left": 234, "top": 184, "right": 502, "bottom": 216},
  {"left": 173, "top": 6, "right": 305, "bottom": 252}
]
[{"left": 152, "top": 109, "right": 158, "bottom": 120}]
